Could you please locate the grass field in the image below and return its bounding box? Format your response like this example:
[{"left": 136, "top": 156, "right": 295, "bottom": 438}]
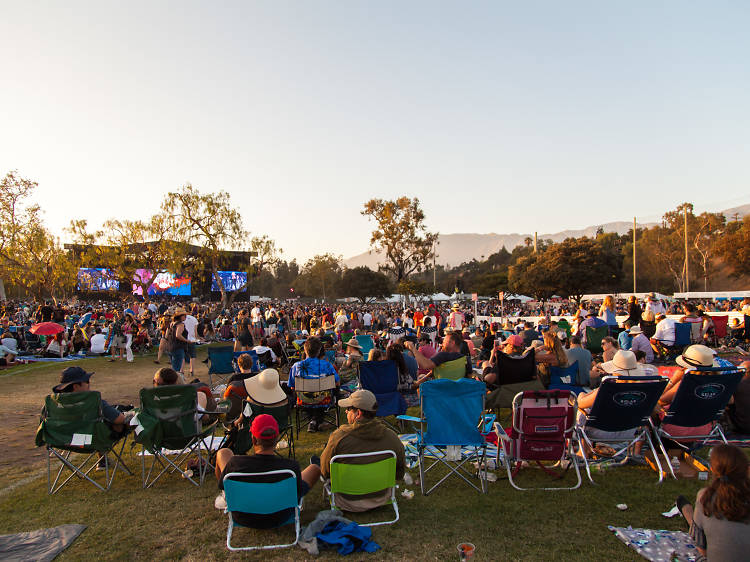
[{"left": 0, "top": 350, "right": 708, "bottom": 561}]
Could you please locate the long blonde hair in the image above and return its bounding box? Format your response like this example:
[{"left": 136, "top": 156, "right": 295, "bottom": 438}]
[
  {"left": 543, "top": 331, "right": 568, "bottom": 367},
  {"left": 602, "top": 295, "right": 615, "bottom": 312}
]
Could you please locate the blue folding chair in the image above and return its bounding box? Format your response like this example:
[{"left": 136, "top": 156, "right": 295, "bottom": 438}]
[
  {"left": 207, "top": 346, "right": 234, "bottom": 389},
  {"left": 654, "top": 366, "right": 745, "bottom": 478},
  {"left": 223, "top": 470, "right": 302, "bottom": 551},
  {"left": 358, "top": 360, "right": 407, "bottom": 428},
  {"left": 673, "top": 323, "right": 692, "bottom": 347},
  {"left": 398, "top": 378, "right": 487, "bottom": 495},
  {"left": 232, "top": 350, "right": 260, "bottom": 373},
  {"left": 549, "top": 361, "right": 585, "bottom": 394},
  {"left": 578, "top": 375, "right": 669, "bottom": 483},
  {"left": 355, "top": 335, "right": 375, "bottom": 357}
]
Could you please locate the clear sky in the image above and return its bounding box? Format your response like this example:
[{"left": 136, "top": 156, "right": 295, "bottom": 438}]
[{"left": 1, "top": 1, "right": 748, "bottom": 263}]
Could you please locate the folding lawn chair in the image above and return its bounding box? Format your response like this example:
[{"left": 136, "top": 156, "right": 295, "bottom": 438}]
[
  {"left": 238, "top": 401, "right": 295, "bottom": 458},
  {"left": 293, "top": 374, "right": 339, "bottom": 437},
  {"left": 585, "top": 326, "right": 608, "bottom": 354},
  {"left": 134, "top": 385, "right": 219, "bottom": 488},
  {"left": 35, "top": 391, "right": 133, "bottom": 494},
  {"left": 323, "top": 450, "right": 399, "bottom": 526},
  {"left": 358, "top": 360, "right": 407, "bottom": 430},
  {"left": 548, "top": 362, "right": 585, "bottom": 394},
  {"left": 653, "top": 367, "right": 745, "bottom": 478},
  {"left": 495, "top": 390, "right": 581, "bottom": 490},
  {"left": 496, "top": 349, "right": 536, "bottom": 385},
  {"left": 710, "top": 315, "right": 728, "bottom": 346},
  {"left": 233, "top": 350, "right": 260, "bottom": 373},
  {"left": 207, "top": 345, "right": 235, "bottom": 390},
  {"left": 398, "top": 378, "right": 487, "bottom": 495},
  {"left": 223, "top": 470, "right": 302, "bottom": 551},
  {"left": 577, "top": 375, "right": 669, "bottom": 483},
  {"left": 433, "top": 357, "right": 466, "bottom": 380},
  {"left": 355, "top": 335, "right": 375, "bottom": 357}
]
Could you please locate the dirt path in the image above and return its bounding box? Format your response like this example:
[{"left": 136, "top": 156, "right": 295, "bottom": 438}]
[{"left": 0, "top": 354, "right": 172, "bottom": 475}]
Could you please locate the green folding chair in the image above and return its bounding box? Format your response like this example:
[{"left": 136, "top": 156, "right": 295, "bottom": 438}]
[
  {"left": 585, "top": 326, "right": 608, "bottom": 354},
  {"left": 134, "top": 385, "right": 219, "bottom": 488},
  {"left": 324, "top": 450, "right": 399, "bottom": 526},
  {"left": 35, "top": 391, "right": 133, "bottom": 494},
  {"left": 433, "top": 357, "right": 466, "bottom": 380},
  {"left": 239, "top": 401, "right": 295, "bottom": 458}
]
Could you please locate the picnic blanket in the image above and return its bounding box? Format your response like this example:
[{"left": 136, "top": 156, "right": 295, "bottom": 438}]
[
  {"left": 0, "top": 524, "right": 86, "bottom": 562},
  {"left": 399, "top": 433, "right": 501, "bottom": 469},
  {"left": 23, "top": 353, "right": 89, "bottom": 363},
  {"left": 609, "top": 526, "right": 701, "bottom": 562}
]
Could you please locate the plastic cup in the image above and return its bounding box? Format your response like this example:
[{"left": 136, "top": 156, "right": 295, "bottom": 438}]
[{"left": 457, "top": 543, "right": 475, "bottom": 560}]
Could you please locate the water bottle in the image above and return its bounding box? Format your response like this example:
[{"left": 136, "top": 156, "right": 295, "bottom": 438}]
[{"left": 670, "top": 456, "right": 681, "bottom": 471}]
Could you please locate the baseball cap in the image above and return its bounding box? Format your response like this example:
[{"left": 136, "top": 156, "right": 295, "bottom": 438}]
[
  {"left": 53, "top": 366, "right": 93, "bottom": 393},
  {"left": 338, "top": 390, "right": 378, "bottom": 412},
  {"left": 250, "top": 414, "right": 279, "bottom": 439}
]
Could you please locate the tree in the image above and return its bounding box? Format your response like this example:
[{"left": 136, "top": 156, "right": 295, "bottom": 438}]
[
  {"left": 339, "top": 267, "right": 393, "bottom": 303},
  {"left": 716, "top": 215, "right": 750, "bottom": 278},
  {"left": 691, "top": 212, "right": 724, "bottom": 291},
  {"left": 295, "top": 254, "right": 342, "bottom": 299},
  {"left": 1, "top": 171, "right": 76, "bottom": 300},
  {"left": 508, "top": 252, "right": 556, "bottom": 302},
  {"left": 548, "top": 237, "right": 622, "bottom": 301},
  {"left": 247, "top": 235, "right": 282, "bottom": 295},
  {"left": 361, "top": 197, "right": 438, "bottom": 282},
  {"left": 162, "top": 183, "right": 251, "bottom": 310}
]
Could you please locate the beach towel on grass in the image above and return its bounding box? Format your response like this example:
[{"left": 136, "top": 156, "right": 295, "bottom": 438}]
[
  {"left": 0, "top": 524, "right": 86, "bottom": 562},
  {"left": 609, "top": 525, "right": 701, "bottom": 562}
]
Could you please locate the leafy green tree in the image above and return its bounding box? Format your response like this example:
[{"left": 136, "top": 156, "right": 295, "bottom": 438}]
[
  {"left": 717, "top": 215, "right": 750, "bottom": 278},
  {"left": 339, "top": 267, "right": 393, "bottom": 303},
  {"left": 508, "top": 252, "right": 556, "bottom": 302},
  {"left": 361, "top": 197, "right": 438, "bottom": 282},
  {"left": 295, "top": 253, "right": 342, "bottom": 299}
]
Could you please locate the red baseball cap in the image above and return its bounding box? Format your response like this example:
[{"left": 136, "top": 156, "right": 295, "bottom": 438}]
[{"left": 250, "top": 414, "right": 279, "bottom": 439}]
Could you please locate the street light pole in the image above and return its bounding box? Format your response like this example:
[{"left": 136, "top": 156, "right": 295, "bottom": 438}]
[
  {"left": 684, "top": 206, "right": 689, "bottom": 293},
  {"left": 633, "top": 217, "right": 637, "bottom": 294}
]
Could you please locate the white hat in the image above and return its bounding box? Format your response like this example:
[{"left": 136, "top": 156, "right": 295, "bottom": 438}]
[
  {"left": 628, "top": 325, "right": 643, "bottom": 335},
  {"left": 601, "top": 350, "right": 645, "bottom": 376},
  {"left": 676, "top": 344, "right": 718, "bottom": 369},
  {"left": 243, "top": 369, "right": 287, "bottom": 405}
]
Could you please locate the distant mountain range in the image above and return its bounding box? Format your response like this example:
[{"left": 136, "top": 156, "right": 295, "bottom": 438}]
[{"left": 343, "top": 203, "right": 750, "bottom": 270}]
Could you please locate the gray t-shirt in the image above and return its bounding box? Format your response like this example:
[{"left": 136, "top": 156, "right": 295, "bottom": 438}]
[
  {"left": 565, "top": 346, "right": 592, "bottom": 386},
  {"left": 691, "top": 488, "right": 750, "bottom": 561}
]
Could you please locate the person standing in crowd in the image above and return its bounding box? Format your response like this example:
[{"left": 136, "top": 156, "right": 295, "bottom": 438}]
[{"left": 168, "top": 308, "right": 189, "bottom": 374}]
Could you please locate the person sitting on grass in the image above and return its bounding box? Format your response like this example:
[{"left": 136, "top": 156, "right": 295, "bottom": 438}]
[
  {"left": 675, "top": 444, "right": 750, "bottom": 561},
  {"left": 214, "top": 414, "right": 320, "bottom": 526}
]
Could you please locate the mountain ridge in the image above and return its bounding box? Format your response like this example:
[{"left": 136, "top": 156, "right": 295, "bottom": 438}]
[{"left": 343, "top": 204, "right": 750, "bottom": 270}]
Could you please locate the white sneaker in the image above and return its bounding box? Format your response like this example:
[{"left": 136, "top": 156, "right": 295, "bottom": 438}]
[{"left": 214, "top": 491, "right": 227, "bottom": 510}]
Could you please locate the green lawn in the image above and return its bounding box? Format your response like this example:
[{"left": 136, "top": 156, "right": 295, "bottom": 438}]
[{"left": 0, "top": 353, "right": 707, "bottom": 561}]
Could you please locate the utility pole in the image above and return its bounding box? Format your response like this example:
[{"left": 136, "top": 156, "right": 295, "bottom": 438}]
[
  {"left": 533, "top": 232, "right": 538, "bottom": 253},
  {"left": 684, "top": 205, "right": 690, "bottom": 293},
  {"left": 633, "top": 217, "right": 638, "bottom": 294},
  {"left": 432, "top": 240, "right": 436, "bottom": 292}
]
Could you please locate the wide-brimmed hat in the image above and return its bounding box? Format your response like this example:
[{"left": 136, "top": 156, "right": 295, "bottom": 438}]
[
  {"left": 244, "top": 369, "right": 287, "bottom": 404},
  {"left": 53, "top": 366, "right": 94, "bottom": 393},
  {"left": 338, "top": 389, "right": 378, "bottom": 412},
  {"left": 676, "top": 344, "right": 718, "bottom": 369},
  {"left": 628, "top": 325, "right": 643, "bottom": 335},
  {"left": 601, "top": 350, "right": 644, "bottom": 376},
  {"left": 345, "top": 338, "right": 362, "bottom": 350},
  {"left": 451, "top": 302, "right": 460, "bottom": 309},
  {"left": 173, "top": 308, "right": 187, "bottom": 319}
]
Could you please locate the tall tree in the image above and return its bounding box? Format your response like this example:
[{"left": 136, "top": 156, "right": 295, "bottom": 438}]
[
  {"left": 361, "top": 196, "right": 438, "bottom": 282},
  {"left": 508, "top": 252, "right": 556, "bottom": 302},
  {"left": 162, "top": 183, "right": 250, "bottom": 310},
  {"left": 716, "top": 215, "right": 750, "bottom": 278}
]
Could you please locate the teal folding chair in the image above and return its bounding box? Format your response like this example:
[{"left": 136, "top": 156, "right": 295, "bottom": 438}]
[
  {"left": 324, "top": 450, "right": 399, "bottom": 526},
  {"left": 223, "top": 470, "right": 302, "bottom": 551}
]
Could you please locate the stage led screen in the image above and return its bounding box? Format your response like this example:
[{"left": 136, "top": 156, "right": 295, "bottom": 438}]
[
  {"left": 211, "top": 271, "right": 248, "bottom": 292},
  {"left": 132, "top": 269, "right": 191, "bottom": 296},
  {"left": 77, "top": 268, "right": 120, "bottom": 291}
]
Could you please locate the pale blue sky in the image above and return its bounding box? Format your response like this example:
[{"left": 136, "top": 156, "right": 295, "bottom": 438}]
[{"left": 1, "top": 1, "right": 748, "bottom": 262}]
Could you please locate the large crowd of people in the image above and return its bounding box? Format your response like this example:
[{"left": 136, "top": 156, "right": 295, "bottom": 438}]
[{"left": 6, "top": 292, "right": 750, "bottom": 555}]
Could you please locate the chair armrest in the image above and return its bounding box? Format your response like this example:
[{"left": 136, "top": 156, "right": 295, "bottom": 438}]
[
  {"left": 396, "top": 415, "right": 423, "bottom": 422},
  {"left": 493, "top": 422, "right": 510, "bottom": 442}
]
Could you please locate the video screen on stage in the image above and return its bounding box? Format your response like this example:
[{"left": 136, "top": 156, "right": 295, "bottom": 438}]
[
  {"left": 77, "top": 268, "right": 120, "bottom": 291},
  {"left": 132, "top": 269, "right": 191, "bottom": 296},
  {"left": 211, "top": 271, "right": 248, "bottom": 292}
]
